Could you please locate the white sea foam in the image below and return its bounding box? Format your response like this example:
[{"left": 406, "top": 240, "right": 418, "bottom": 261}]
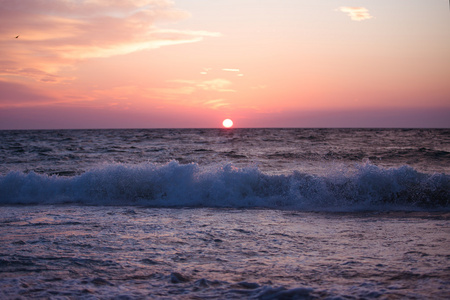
[{"left": 0, "top": 161, "right": 448, "bottom": 210}]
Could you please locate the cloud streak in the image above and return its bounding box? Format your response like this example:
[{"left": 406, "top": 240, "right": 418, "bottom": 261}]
[
  {"left": 0, "top": 80, "right": 57, "bottom": 108},
  {"left": 203, "top": 99, "right": 230, "bottom": 110},
  {"left": 0, "top": 0, "right": 220, "bottom": 82},
  {"left": 170, "top": 79, "right": 235, "bottom": 93},
  {"left": 339, "top": 7, "right": 373, "bottom": 21}
]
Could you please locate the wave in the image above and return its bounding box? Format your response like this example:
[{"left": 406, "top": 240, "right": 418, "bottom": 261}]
[{"left": 0, "top": 161, "right": 448, "bottom": 211}]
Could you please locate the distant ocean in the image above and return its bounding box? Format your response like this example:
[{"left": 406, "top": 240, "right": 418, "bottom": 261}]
[{"left": 0, "top": 128, "right": 449, "bottom": 299}]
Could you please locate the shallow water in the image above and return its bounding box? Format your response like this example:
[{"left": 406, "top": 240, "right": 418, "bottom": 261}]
[{"left": 1, "top": 206, "right": 449, "bottom": 299}]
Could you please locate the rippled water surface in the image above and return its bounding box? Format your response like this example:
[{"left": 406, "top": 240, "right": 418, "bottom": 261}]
[
  {"left": 1, "top": 207, "right": 449, "bottom": 299},
  {"left": 1, "top": 128, "right": 449, "bottom": 176},
  {"left": 0, "top": 129, "right": 449, "bottom": 298}
]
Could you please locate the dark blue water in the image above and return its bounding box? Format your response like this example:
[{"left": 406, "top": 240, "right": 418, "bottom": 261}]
[
  {"left": 0, "top": 128, "right": 448, "bottom": 210},
  {"left": 1, "top": 129, "right": 449, "bottom": 299}
]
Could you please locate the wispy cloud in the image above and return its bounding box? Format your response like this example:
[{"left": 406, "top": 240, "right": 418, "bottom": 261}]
[
  {"left": 146, "top": 78, "right": 235, "bottom": 104},
  {"left": 222, "top": 68, "right": 244, "bottom": 77},
  {"left": 0, "top": 80, "right": 57, "bottom": 108},
  {"left": 170, "top": 79, "right": 235, "bottom": 93},
  {"left": 0, "top": 0, "right": 220, "bottom": 82},
  {"left": 198, "top": 79, "right": 234, "bottom": 92},
  {"left": 200, "top": 68, "right": 243, "bottom": 76},
  {"left": 203, "top": 99, "right": 230, "bottom": 109},
  {"left": 339, "top": 7, "right": 373, "bottom": 21}
]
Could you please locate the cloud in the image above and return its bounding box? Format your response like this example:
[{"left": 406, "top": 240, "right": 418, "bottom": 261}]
[
  {"left": 200, "top": 68, "right": 243, "bottom": 77},
  {"left": 146, "top": 78, "right": 235, "bottom": 104},
  {"left": 0, "top": 80, "right": 58, "bottom": 108},
  {"left": 203, "top": 99, "right": 230, "bottom": 109},
  {"left": 0, "top": 67, "right": 67, "bottom": 83},
  {"left": 170, "top": 79, "right": 235, "bottom": 93},
  {"left": 0, "top": 0, "right": 220, "bottom": 82},
  {"left": 197, "top": 79, "right": 234, "bottom": 92},
  {"left": 222, "top": 68, "right": 244, "bottom": 76},
  {"left": 339, "top": 7, "right": 373, "bottom": 21}
]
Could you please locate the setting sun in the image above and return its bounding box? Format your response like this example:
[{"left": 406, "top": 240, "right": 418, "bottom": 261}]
[{"left": 222, "top": 119, "right": 233, "bottom": 128}]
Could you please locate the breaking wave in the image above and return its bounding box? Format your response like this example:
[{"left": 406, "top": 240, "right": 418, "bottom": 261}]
[{"left": 0, "top": 161, "right": 448, "bottom": 211}]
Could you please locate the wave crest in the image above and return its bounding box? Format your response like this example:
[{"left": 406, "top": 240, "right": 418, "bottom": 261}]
[{"left": 0, "top": 161, "right": 448, "bottom": 210}]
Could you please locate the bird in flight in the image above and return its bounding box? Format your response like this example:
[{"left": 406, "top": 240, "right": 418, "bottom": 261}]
[{"left": 15, "top": 35, "right": 19, "bottom": 38}]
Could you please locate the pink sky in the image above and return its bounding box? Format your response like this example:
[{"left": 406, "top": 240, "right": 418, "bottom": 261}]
[{"left": 1, "top": 0, "right": 449, "bottom": 129}]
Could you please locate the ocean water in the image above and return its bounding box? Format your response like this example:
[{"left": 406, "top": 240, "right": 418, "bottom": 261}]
[
  {"left": 1, "top": 128, "right": 449, "bottom": 209},
  {"left": 0, "top": 128, "right": 449, "bottom": 299}
]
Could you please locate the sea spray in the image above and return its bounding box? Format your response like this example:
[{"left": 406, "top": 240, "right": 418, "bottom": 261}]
[{"left": 1, "top": 161, "right": 448, "bottom": 210}]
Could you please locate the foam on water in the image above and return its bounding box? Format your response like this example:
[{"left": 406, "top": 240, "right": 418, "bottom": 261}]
[{"left": 1, "top": 161, "right": 448, "bottom": 210}]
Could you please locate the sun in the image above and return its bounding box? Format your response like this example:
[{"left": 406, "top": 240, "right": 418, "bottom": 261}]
[{"left": 222, "top": 119, "right": 233, "bottom": 128}]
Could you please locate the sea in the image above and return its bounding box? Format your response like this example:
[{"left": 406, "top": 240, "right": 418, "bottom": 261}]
[{"left": 0, "top": 128, "right": 449, "bottom": 299}]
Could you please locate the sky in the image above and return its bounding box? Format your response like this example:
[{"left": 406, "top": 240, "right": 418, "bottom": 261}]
[{"left": 0, "top": 0, "right": 449, "bottom": 129}]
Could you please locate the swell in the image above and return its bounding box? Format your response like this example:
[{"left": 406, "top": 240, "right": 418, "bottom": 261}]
[{"left": 0, "top": 161, "right": 448, "bottom": 211}]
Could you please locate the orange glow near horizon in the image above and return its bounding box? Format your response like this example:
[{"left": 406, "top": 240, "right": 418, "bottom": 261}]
[{"left": 0, "top": 0, "right": 449, "bottom": 129}]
